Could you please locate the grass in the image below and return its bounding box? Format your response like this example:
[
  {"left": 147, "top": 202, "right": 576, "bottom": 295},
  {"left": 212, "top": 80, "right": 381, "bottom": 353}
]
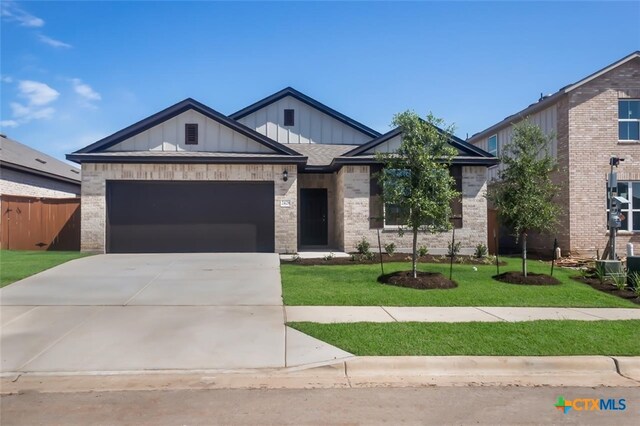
[
  {"left": 0, "top": 250, "right": 90, "bottom": 288},
  {"left": 289, "top": 320, "right": 640, "bottom": 356},
  {"left": 281, "top": 257, "right": 637, "bottom": 307}
]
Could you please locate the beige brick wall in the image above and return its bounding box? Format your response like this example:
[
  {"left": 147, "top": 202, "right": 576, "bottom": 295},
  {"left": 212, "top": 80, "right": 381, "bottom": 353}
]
[
  {"left": 338, "top": 165, "right": 488, "bottom": 254},
  {"left": 567, "top": 58, "right": 640, "bottom": 255},
  {"left": 80, "top": 163, "right": 297, "bottom": 253},
  {"left": 0, "top": 168, "right": 80, "bottom": 198}
]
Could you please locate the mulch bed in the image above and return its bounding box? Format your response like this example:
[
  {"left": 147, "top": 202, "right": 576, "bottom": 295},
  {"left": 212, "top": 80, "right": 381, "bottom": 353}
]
[
  {"left": 377, "top": 271, "right": 457, "bottom": 290},
  {"left": 572, "top": 276, "right": 640, "bottom": 305},
  {"left": 493, "top": 271, "right": 561, "bottom": 285},
  {"left": 283, "top": 253, "right": 506, "bottom": 266}
]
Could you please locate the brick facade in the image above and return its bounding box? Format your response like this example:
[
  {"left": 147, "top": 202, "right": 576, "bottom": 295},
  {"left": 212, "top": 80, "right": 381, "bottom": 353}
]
[
  {"left": 80, "top": 163, "right": 298, "bottom": 253},
  {"left": 337, "top": 165, "right": 488, "bottom": 254},
  {"left": 566, "top": 58, "right": 640, "bottom": 255},
  {"left": 0, "top": 168, "right": 80, "bottom": 198}
]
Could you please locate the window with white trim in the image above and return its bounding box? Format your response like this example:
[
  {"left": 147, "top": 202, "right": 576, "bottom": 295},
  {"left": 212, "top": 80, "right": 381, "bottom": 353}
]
[
  {"left": 618, "top": 100, "right": 639, "bottom": 141},
  {"left": 487, "top": 134, "right": 498, "bottom": 156},
  {"left": 607, "top": 181, "right": 640, "bottom": 231}
]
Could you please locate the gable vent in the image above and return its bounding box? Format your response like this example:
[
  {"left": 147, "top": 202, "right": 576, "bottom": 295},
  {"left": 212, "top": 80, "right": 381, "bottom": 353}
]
[
  {"left": 185, "top": 123, "right": 198, "bottom": 145},
  {"left": 284, "top": 109, "right": 294, "bottom": 126}
]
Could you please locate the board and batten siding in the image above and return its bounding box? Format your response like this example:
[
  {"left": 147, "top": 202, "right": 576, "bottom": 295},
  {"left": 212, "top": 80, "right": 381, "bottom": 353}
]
[
  {"left": 363, "top": 135, "right": 402, "bottom": 154},
  {"left": 472, "top": 104, "right": 558, "bottom": 181},
  {"left": 237, "top": 95, "right": 372, "bottom": 145},
  {"left": 106, "top": 109, "right": 275, "bottom": 154}
]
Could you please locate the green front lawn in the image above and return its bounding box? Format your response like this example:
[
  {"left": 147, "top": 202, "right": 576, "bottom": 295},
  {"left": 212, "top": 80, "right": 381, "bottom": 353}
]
[
  {"left": 281, "top": 258, "right": 637, "bottom": 307},
  {"left": 0, "top": 250, "right": 90, "bottom": 287},
  {"left": 290, "top": 320, "right": 640, "bottom": 356}
]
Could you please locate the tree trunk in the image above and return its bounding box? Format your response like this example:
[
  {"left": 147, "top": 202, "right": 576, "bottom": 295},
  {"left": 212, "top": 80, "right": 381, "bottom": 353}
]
[
  {"left": 412, "top": 227, "right": 418, "bottom": 278},
  {"left": 522, "top": 232, "right": 528, "bottom": 277}
]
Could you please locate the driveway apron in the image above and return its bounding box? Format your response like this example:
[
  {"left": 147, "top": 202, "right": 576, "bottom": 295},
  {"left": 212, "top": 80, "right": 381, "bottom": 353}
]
[{"left": 0, "top": 254, "right": 287, "bottom": 373}]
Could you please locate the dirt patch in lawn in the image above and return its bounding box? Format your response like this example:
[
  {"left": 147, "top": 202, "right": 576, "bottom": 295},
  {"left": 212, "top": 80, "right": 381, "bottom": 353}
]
[
  {"left": 283, "top": 253, "right": 506, "bottom": 266},
  {"left": 494, "top": 272, "right": 561, "bottom": 285},
  {"left": 572, "top": 276, "right": 640, "bottom": 305},
  {"left": 377, "top": 271, "right": 458, "bottom": 290}
]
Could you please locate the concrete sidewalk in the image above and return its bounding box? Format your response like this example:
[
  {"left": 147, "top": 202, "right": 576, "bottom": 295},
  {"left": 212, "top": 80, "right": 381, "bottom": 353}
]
[{"left": 285, "top": 306, "right": 640, "bottom": 323}]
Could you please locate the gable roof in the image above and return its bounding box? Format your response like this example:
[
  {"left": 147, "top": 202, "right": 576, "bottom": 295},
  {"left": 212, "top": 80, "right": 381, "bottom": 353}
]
[
  {"left": 1, "top": 135, "right": 81, "bottom": 184},
  {"left": 342, "top": 126, "right": 497, "bottom": 165},
  {"left": 469, "top": 51, "right": 640, "bottom": 142},
  {"left": 229, "top": 87, "right": 382, "bottom": 139},
  {"left": 68, "top": 98, "right": 303, "bottom": 159}
]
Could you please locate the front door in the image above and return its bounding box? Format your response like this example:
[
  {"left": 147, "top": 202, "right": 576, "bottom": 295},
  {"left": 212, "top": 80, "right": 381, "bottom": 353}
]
[{"left": 300, "top": 188, "right": 328, "bottom": 246}]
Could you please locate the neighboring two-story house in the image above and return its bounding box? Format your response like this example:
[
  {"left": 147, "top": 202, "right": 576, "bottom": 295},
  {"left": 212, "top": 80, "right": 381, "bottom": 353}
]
[
  {"left": 68, "top": 87, "right": 497, "bottom": 254},
  {"left": 469, "top": 51, "right": 640, "bottom": 256}
]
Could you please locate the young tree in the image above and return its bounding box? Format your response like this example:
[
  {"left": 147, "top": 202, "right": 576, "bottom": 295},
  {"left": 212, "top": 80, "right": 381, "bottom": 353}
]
[
  {"left": 486, "top": 120, "right": 560, "bottom": 277},
  {"left": 376, "top": 111, "right": 459, "bottom": 278}
]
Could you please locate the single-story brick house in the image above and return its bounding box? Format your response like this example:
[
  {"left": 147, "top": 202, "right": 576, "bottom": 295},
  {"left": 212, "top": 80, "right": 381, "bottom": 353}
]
[{"left": 68, "top": 88, "right": 497, "bottom": 254}]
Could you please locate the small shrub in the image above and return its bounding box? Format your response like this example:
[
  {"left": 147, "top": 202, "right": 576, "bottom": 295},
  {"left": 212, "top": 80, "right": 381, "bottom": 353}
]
[
  {"left": 356, "top": 237, "right": 371, "bottom": 255},
  {"left": 291, "top": 254, "right": 301, "bottom": 262},
  {"left": 384, "top": 242, "right": 396, "bottom": 256},
  {"left": 610, "top": 273, "right": 627, "bottom": 291},
  {"left": 474, "top": 243, "right": 488, "bottom": 259},
  {"left": 323, "top": 252, "right": 335, "bottom": 261},
  {"left": 447, "top": 241, "right": 461, "bottom": 257},
  {"left": 482, "top": 255, "right": 496, "bottom": 265},
  {"left": 418, "top": 245, "right": 429, "bottom": 257},
  {"left": 364, "top": 251, "right": 375, "bottom": 261},
  {"left": 593, "top": 265, "right": 606, "bottom": 284},
  {"left": 629, "top": 271, "right": 640, "bottom": 289}
]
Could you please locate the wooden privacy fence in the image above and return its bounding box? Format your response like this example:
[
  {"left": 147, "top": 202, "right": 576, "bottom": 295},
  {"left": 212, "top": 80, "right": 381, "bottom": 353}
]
[{"left": 0, "top": 195, "right": 80, "bottom": 251}]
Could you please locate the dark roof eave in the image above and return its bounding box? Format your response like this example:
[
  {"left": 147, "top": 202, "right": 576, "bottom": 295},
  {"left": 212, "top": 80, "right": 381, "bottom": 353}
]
[
  {"left": 72, "top": 98, "right": 302, "bottom": 157},
  {"left": 1, "top": 160, "right": 81, "bottom": 185},
  {"left": 331, "top": 156, "right": 499, "bottom": 167},
  {"left": 230, "top": 87, "right": 382, "bottom": 138},
  {"left": 344, "top": 126, "right": 495, "bottom": 159},
  {"left": 65, "top": 154, "right": 308, "bottom": 165},
  {"left": 467, "top": 92, "right": 563, "bottom": 142}
]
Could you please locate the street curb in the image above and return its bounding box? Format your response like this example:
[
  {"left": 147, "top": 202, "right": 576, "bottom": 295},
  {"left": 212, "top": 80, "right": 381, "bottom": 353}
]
[
  {"left": 2, "top": 356, "right": 638, "bottom": 393},
  {"left": 346, "top": 356, "right": 617, "bottom": 376},
  {"left": 613, "top": 356, "right": 640, "bottom": 381}
]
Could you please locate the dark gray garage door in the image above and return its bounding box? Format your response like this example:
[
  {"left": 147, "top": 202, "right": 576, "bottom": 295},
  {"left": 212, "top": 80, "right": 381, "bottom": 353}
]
[{"left": 106, "top": 181, "right": 274, "bottom": 253}]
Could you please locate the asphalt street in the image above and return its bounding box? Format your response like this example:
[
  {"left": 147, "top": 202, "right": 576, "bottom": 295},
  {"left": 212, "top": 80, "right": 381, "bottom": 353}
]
[{"left": 2, "top": 386, "right": 639, "bottom": 425}]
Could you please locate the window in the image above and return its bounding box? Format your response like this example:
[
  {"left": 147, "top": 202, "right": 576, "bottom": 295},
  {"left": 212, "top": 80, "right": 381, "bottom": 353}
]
[
  {"left": 284, "top": 109, "right": 295, "bottom": 126},
  {"left": 607, "top": 181, "right": 640, "bottom": 231},
  {"left": 185, "top": 123, "right": 198, "bottom": 145},
  {"left": 618, "top": 100, "right": 640, "bottom": 141},
  {"left": 374, "top": 167, "right": 463, "bottom": 229},
  {"left": 383, "top": 169, "right": 410, "bottom": 227},
  {"left": 487, "top": 134, "right": 498, "bottom": 156}
]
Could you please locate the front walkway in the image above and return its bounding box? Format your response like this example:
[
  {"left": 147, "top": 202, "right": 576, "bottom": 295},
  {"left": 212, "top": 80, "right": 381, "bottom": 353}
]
[{"left": 285, "top": 306, "right": 640, "bottom": 323}]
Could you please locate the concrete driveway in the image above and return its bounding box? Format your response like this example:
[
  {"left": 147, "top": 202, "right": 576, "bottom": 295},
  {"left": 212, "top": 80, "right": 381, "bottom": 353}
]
[{"left": 0, "top": 254, "right": 350, "bottom": 374}]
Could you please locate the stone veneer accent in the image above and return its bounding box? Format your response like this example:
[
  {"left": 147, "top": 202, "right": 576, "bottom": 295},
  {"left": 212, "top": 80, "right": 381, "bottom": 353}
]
[
  {"left": 337, "top": 165, "right": 488, "bottom": 254},
  {"left": 0, "top": 168, "right": 80, "bottom": 198},
  {"left": 80, "top": 163, "right": 298, "bottom": 253}
]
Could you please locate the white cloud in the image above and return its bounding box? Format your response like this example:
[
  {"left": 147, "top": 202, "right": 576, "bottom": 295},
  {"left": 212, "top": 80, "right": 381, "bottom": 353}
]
[
  {"left": 4, "top": 80, "right": 59, "bottom": 127},
  {"left": 18, "top": 80, "right": 59, "bottom": 106},
  {"left": 0, "top": 120, "right": 19, "bottom": 128},
  {"left": 71, "top": 78, "right": 101, "bottom": 101},
  {"left": 1, "top": 75, "right": 13, "bottom": 83},
  {"left": 38, "top": 34, "right": 72, "bottom": 49},
  {"left": 0, "top": 1, "right": 44, "bottom": 28}
]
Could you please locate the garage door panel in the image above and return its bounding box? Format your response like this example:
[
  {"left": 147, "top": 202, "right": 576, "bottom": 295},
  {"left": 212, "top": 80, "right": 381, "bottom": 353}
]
[{"left": 106, "top": 181, "right": 274, "bottom": 253}]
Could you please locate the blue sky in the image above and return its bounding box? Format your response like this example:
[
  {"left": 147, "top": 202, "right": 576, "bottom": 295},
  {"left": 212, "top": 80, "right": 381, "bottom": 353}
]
[{"left": 1, "top": 1, "right": 639, "bottom": 162}]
